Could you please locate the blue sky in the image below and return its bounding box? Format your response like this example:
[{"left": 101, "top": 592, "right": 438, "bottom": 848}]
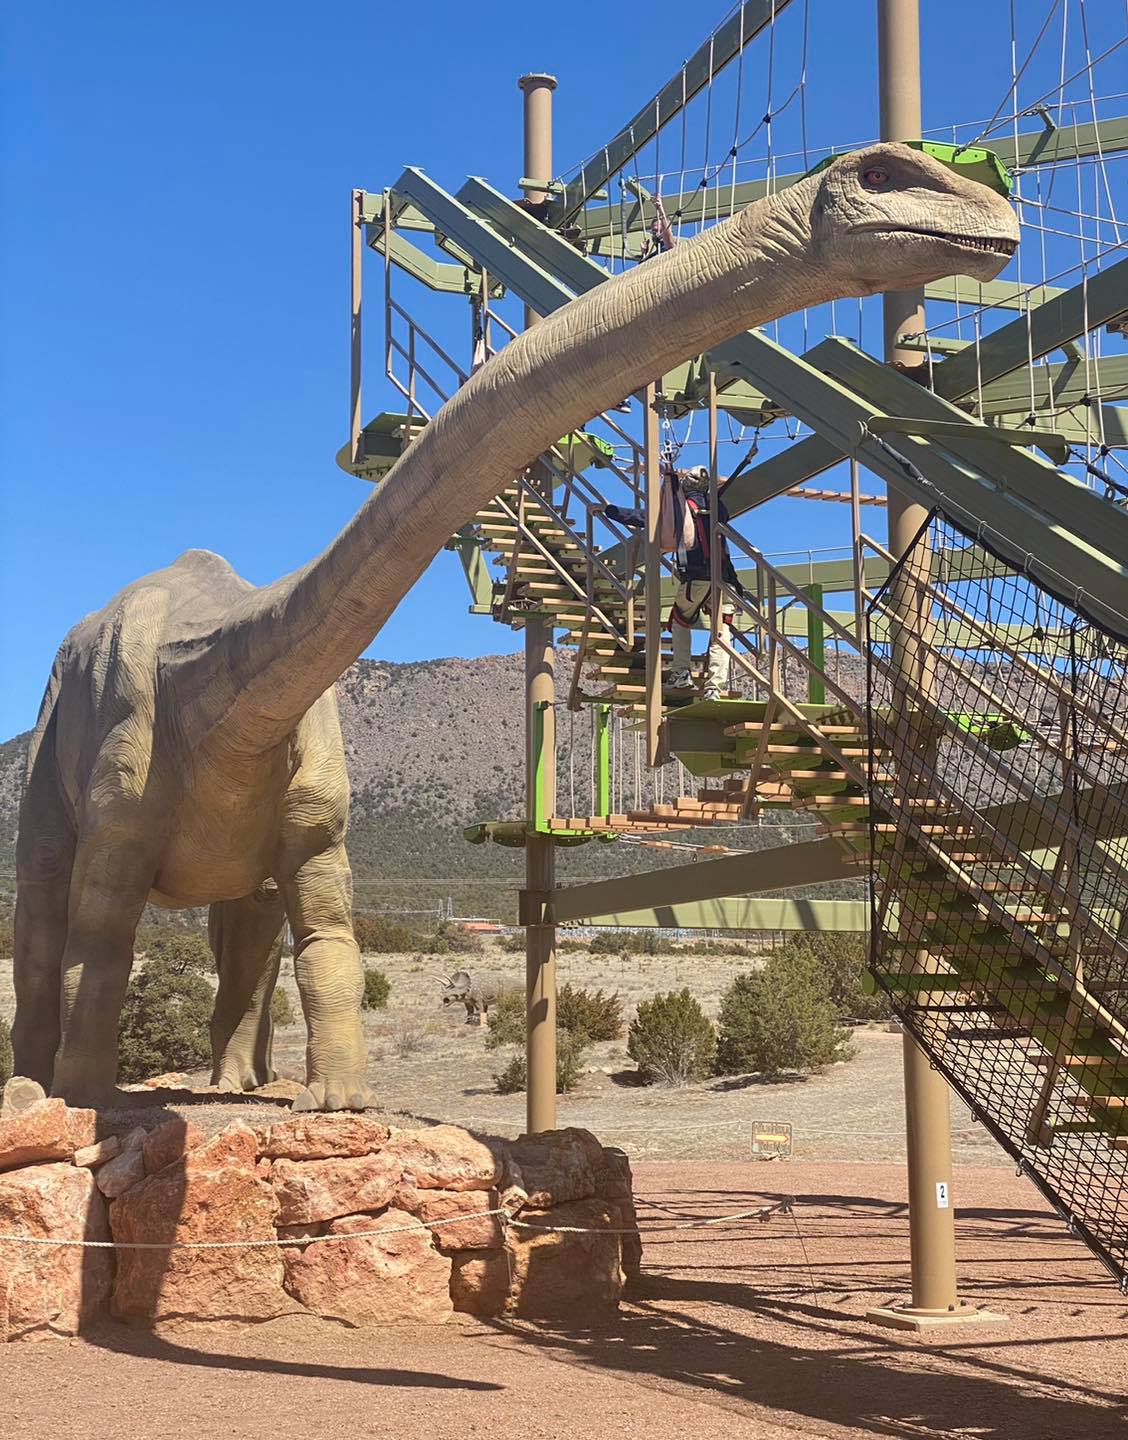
[{"left": 2, "top": 2, "right": 1123, "bottom": 736}]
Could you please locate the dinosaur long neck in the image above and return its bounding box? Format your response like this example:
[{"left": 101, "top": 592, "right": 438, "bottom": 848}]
[{"left": 191, "top": 178, "right": 836, "bottom": 754}]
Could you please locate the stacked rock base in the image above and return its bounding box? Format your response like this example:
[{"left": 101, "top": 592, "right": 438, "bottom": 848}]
[{"left": 0, "top": 1092, "right": 640, "bottom": 1341}]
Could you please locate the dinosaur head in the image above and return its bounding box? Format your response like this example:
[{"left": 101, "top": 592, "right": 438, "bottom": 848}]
[{"left": 808, "top": 142, "right": 1019, "bottom": 294}]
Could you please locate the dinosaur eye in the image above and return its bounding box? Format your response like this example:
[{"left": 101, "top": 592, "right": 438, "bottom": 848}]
[{"left": 863, "top": 166, "right": 890, "bottom": 187}]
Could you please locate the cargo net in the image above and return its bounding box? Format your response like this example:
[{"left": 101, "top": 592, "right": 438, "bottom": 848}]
[{"left": 865, "top": 511, "right": 1128, "bottom": 1287}]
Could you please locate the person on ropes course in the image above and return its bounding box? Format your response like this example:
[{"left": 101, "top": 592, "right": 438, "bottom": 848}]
[{"left": 605, "top": 463, "right": 742, "bottom": 701}]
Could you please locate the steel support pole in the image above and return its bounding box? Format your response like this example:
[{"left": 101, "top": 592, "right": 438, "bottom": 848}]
[
  {"left": 519, "top": 72, "right": 558, "bottom": 1135},
  {"left": 869, "top": 0, "right": 1000, "bottom": 1334},
  {"left": 644, "top": 384, "right": 663, "bottom": 767},
  {"left": 350, "top": 188, "right": 363, "bottom": 468}
]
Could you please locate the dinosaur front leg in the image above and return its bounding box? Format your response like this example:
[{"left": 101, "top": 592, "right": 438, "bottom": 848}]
[
  {"left": 12, "top": 745, "right": 76, "bottom": 1089},
  {"left": 281, "top": 842, "right": 375, "bottom": 1112},
  {"left": 51, "top": 830, "right": 154, "bottom": 1107},
  {"left": 208, "top": 883, "right": 286, "bottom": 1092}
]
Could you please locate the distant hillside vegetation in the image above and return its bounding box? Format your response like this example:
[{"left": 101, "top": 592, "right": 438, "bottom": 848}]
[{"left": 0, "top": 653, "right": 861, "bottom": 920}]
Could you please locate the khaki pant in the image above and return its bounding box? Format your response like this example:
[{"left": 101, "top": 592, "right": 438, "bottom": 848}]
[{"left": 669, "top": 580, "right": 732, "bottom": 692}]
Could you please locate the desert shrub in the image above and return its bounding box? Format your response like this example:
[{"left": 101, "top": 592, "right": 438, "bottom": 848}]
[
  {"left": 716, "top": 949, "right": 853, "bottom": 1079},
  {"left": 493, "top": 1031, "right": 586, "bottom": 1094},
  {"left": 780, "top": 932, "right": 892, "bottom": 1021},
  {"left": 0, "top": 910, "right": 14, "bottom": 960},
  {"left": 394, "top": 1021, "right": 427, "bottom": 1057},
  {"left": 352, "top": 912, "right": 419, "bottom": 954},
  {"left": 0, "top": 1017, "right": 12, "bottom": 1088},
  {"left": 437, "top": 923, "right": 484, "bottom": 954},
  {"left": 361, "top": 967, "right": 391, "bottom": 1010},
  {"left": 485, "top": 983, "right": 621, "bottom": 1050},
  {"left": 485, "top": 988, "right": 525, "bottom": 1048},
  {"left": 557, "top": 983, "right": 623, "bottom": 1043},
  {"left": 144, "top": 931, "right": 213, "bottom": 976},
  {"left": 590, "top": 929, "right": 670, "bottom": 956},
  {"left": 270, "top": 988, "right": 296, "bottom": 1027},
  {"left": 628, "top": 989, "right": 716, "bottom": 1086},
  {"left": 500, "top": 930, "right": 587, "bottom": 955},
  {"left": 117, "top": 959, "right": 213, "bottom": 1083}
]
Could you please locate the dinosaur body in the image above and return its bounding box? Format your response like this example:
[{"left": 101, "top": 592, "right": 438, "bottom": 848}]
[
  {"left": 440, "top": 969, "right": 516, "bottom": 1024},
  {"left": 13, "top": 146, "right": 1018, "bottom": 1111}
]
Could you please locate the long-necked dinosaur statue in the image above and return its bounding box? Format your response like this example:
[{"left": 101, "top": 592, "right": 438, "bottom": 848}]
[{"left": 14, "top": 145, "right": 1017, "bottom": 1110}]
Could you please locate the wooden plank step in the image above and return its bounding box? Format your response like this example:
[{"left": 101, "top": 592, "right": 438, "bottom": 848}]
[
  {"left": 1030, "top": 1054, "right": 1128, "bottom": 1071},
  {"left": 726, "top": 722, "right": 869, "bottom": 738},
  {"left": 874, "top": 972, "right": 1060, "bottom": 997},
  {"left": 761, "top": 743, "right": 886, "bottom": 759}
]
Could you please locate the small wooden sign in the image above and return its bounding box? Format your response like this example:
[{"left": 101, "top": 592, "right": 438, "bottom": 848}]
[{"left": 751, "top": 1121, "right": 793, "bottom": 1160}]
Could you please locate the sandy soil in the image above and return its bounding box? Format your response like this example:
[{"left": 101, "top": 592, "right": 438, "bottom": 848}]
[{"left": 3, "top": 1162, "right": 1126, "bottom": 1440}]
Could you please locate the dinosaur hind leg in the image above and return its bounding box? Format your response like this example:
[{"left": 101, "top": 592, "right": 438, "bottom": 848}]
[
  {"left": 282, "top": 842, "right": 375, "bottom": 1113},
  {"left": 208, "top": 884, "right": 286, "bottom": 1092}
]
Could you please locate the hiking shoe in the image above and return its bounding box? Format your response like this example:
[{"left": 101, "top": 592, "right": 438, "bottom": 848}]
[
  {"left": 667, "top": 669, "right": 693, "bottom": 690},
  {"left": 702, "top": 684, "right": 721, "bottom": 702}
]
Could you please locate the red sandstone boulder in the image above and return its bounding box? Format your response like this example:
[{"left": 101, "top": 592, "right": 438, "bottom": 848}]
[
  {"left": 256, "top": 1114, "right": 391, "bottom": 1161},
  {"left": 392, "top": 1183, "right": 504, "bottom": 1253},
  {"left": 110, "top": 1124, "right": 287, "bottom": 1323},
  {"left": 142, "top": 1116, "right": 204, "bottom": 1175},
  {"left": 595, "top": 1147, "right": 642, "bottom": 1284},
  {"left": 381, "top": 1125, "right": 502, "bottom": 1192},
  {"left": 73, "top": 1135, "right": 122, "bottom": 1170},
  {"left": 95, "top": 1144, "right": 146, "bottom": 1199},
  {"left": 0, "top": 1099, "right": 97, "bottom": 1172},
  {"left": 508, "top": 1128, "right": 604, "bottom": 1207},
  {"left": 283, "top": 1209, "right": 453, "bottom": 1324},
  {"left": 451, "top": 1198, "right": 623, "bottom": 1320},
  {"left": 271, "top": 1152, "right": 400, "bottom": 1226},
  {"left": 0, "top": 1162, "right": 112, "bottom": 1341}
]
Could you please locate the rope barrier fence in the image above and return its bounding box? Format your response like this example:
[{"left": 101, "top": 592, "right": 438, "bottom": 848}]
[{"left": 0, "top": 1198, "right": 794, "bottom": 1251}]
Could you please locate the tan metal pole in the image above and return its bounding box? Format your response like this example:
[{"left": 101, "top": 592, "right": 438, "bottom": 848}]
[
  {"left": 643, "top": 384, "right": 663, "bottom": 767},
  {"left": 519, "top": 72, "right": 558, "bottom": 1135},
  {"left": 350, "top": 189, "right": 363, "bottom": 469},
  {"left": 874, "top": 0, "right": 963, "bottom": 1325}
]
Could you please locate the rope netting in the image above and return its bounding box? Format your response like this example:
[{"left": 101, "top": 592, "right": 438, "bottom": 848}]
[{"left": 866, "top": 510, "right": 1128, "bottom": 1287}]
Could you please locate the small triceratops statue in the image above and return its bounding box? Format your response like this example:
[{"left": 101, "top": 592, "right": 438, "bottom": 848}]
[{"left": 438, "top": 970, "right": 514, "bottom": 1025}]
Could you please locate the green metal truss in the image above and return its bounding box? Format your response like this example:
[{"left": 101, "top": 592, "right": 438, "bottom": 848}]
[
  {"left": 546, "top": 0, "right": 793, "bottom": 227},
  {"left": 573, "top": 117, "right": 1128, "bottom": 243}
]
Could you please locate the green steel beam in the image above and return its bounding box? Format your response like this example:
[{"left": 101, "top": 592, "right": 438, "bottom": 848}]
[
  {"left": 932, "top": 255, "right": 1128, "bottom": 401},
  {"left": 448, "top": 527, "right": 495, "bottom": 611},
  {"left": 974, "top": 354, "right": 1128, "bottom": 412},
  {"left": 725, "top": 330, "right": 1128, "bottom": 631},
  {"left": 571, "top": 897, "right": 868, "bottom": 932},
  {"left": 545, "top": 835, "right": 855, "bottom": 924},
  {"left": 805, "top": 583, "right": 825, "bottom": 703},
  {"left": 547, "top": 0, "right": 793, "bottom": 226},
  {"left": 923, "top": 275, "right": 1064, "bottom": 312},
  {"left": 573, "top": 118, "right": 1128, "bottom": 241},
  {"left": 392, "top": 168, "right": 573, "bottom": 318},
  {"left": 998, "top": 114, "right": 1128, "bottom": 169},
  {"left": 725, "top": 255, "right": 1128, "bottom": 518},
  {"left": 811, "top": 336, "right": 1128, "bottom": 564}
]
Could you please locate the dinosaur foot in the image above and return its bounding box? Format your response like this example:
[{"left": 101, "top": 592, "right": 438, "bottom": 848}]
[
  {"left": 211, "top": 1061, "right": 279, "bottom": 1094},
  {"left": 292, "top": 1076, "right": 378, "bottom": 1113}
]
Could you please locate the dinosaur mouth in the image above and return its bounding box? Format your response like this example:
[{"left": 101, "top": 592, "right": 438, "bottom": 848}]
[{"left": 864, "top": 225, "right": 1017, "bottom": 258}]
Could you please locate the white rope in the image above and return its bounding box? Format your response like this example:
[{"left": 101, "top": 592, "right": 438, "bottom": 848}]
[
  {"left": 0, "top": 1199, "right": 796, "bottom": 1251},
  {"left": 0, "top": 1206, "right": 510, "bottom": 1251}
]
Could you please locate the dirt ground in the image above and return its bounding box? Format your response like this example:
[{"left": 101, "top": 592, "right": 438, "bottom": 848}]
[
  {"left": 3, "top": 1162, "right": 1126, "bottom": 1440},
  {"left": 0, "top": 945, "right": 1006, "bottom": 1164},
  {"left": 4, "top": 950, "right": 1127, "bottom": 1436}
]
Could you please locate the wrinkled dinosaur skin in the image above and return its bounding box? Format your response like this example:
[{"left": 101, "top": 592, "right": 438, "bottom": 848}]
[{"left": 13, "top": 146, "right": 1017, "bottom": 1110}]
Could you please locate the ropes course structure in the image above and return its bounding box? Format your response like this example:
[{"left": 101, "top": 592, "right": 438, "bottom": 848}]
[{"left": 341, "top": 0, "right": 1128, "bottom": 1304}]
